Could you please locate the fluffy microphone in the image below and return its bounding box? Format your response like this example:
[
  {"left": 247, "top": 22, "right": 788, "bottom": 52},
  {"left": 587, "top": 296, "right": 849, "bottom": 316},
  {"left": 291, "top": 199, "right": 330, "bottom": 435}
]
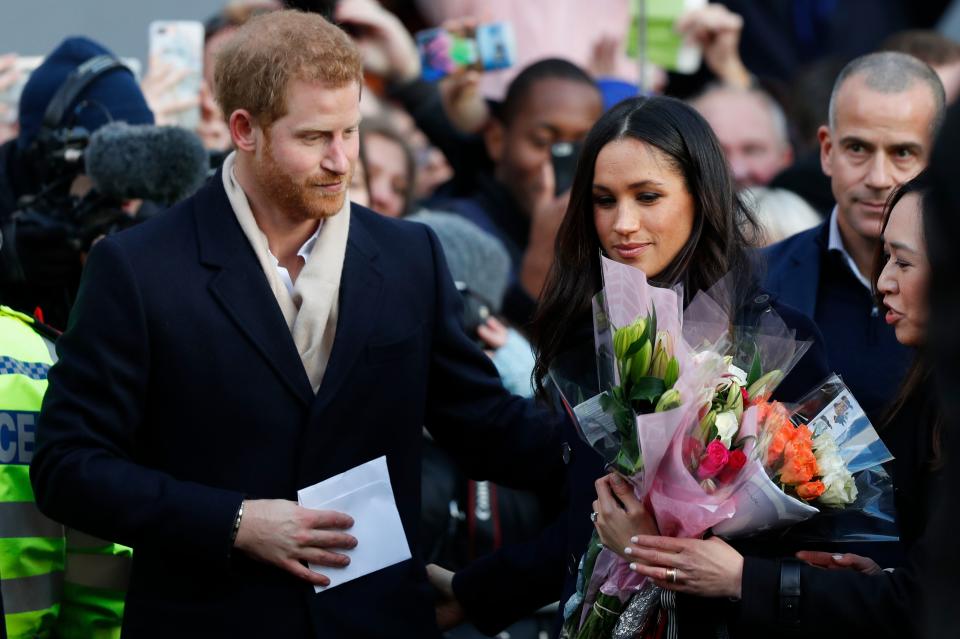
[{"left": 85, "top": 122, "right": 209, "bottom": 206}]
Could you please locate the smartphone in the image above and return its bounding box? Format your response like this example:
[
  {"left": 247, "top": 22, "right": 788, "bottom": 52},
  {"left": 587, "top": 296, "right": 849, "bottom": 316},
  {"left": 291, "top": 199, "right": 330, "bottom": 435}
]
[
  {"left": 416, "top": 22, "right": 516, "bottom": 82},
  {"left": 551, "top": 141, "right": 582, "bottom": 196},
  {"left": 0, "top": 56, "right": 42, "bottom": 125},
  {"left": 148, "top": 20, "right": 204, "bottom": 130}
]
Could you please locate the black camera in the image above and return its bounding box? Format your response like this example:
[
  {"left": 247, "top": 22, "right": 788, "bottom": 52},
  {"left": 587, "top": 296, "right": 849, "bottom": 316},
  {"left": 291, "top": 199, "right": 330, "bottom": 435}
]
[{"left": 1, "top": 56, "right": 145, "bottom": 288}]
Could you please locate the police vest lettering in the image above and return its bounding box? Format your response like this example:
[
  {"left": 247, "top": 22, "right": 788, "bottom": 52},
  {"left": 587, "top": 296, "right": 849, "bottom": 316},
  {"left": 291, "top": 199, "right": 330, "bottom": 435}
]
[{"left": 0, "top": 409, "right": 36, "bottom": 464}]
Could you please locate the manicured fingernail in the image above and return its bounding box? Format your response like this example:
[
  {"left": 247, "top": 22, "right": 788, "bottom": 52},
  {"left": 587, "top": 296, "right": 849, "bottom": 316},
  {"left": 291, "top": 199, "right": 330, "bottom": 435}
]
[
  {"left": 630, "top": 536, "right": 639, "bottom": 544},
  {"left": 624, "top": 547, "right": 633, "bottom": 555},
  {"left": 832, "top": 554, "right": 844, "bottom": 561},
  {"left": 629, "top": 562, "right": 638, "bottom": 571}
]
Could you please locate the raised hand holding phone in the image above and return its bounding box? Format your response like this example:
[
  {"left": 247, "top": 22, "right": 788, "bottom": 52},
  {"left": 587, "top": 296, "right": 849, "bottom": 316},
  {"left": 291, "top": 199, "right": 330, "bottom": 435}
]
[
  {"left": 147, "top": 21, "right": 204, "bottom": 130},
  {"left": 416, "top": 21, "right": 516, "bottom": 82}
]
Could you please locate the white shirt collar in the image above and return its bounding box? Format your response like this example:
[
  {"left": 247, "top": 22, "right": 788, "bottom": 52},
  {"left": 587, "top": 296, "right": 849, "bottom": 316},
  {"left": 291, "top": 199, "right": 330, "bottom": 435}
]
[
  {"left": 296, "top": 221, "right": 323, "bottom": 260},
  {"left": 272, "top": 220, "right": 322, "bottom": 297},
  {"left": 827, "top": 206, "right": 872, "bottom": 291}
]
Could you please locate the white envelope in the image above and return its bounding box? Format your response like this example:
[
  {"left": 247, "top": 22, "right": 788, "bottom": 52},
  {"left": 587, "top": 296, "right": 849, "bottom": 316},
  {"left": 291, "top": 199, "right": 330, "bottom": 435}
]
[{"left": 297, "top": 456, "right": 411, "bottom": 592}]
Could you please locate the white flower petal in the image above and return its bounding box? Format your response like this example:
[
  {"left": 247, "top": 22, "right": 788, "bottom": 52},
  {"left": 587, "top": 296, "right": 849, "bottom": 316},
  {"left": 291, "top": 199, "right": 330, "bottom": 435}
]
[
  {"left": 715, "top": 411, "right": 739, "bottom": 448},
  {"left": 727, "top": 364, "right": 748, "bottom": 384}
]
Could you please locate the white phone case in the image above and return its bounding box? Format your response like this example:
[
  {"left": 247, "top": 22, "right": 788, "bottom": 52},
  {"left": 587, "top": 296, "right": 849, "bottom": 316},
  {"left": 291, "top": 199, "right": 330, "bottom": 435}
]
[{"left": 148, "top": 20, "right": 204, "bottom": 130}]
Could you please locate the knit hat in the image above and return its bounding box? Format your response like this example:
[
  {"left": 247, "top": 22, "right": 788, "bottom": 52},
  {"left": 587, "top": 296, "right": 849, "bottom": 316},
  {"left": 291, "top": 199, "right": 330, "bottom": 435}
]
[
  {"left": 17, "top": 36, "right": 154, "bottom": 151},
  {"left": 407, "top": 211, "right": 510, "bottom": 312}
]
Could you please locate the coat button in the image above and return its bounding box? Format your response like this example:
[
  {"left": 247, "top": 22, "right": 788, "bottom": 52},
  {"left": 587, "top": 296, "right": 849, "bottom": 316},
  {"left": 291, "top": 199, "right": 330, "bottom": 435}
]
[
  {"left": 753, "top": 293, "right": 770, "bottom": 305},
  {"left": 561, "top": 442, "right": 572, "bottom": 465}
]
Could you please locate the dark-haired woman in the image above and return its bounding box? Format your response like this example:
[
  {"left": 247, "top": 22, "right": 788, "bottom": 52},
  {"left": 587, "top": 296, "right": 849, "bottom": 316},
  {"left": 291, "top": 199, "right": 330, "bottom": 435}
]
[
  {"left": 429, "top": 95, "right": 831, "bottom": 636},
  {"left": 600, "top": 173, "right": 942, "bottom": 638}
]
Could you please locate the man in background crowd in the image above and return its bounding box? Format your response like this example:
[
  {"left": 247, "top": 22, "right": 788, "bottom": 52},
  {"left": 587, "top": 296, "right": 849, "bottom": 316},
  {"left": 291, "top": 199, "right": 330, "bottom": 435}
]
[
  {"left": 764, "top": 51, "right": 944, "bottom": 421},
  {"left": 691, "top": 84, "right": 794, "bottom": 191},
  {"left": 429, "top": 60, "right": 603, "bottom": 325}
]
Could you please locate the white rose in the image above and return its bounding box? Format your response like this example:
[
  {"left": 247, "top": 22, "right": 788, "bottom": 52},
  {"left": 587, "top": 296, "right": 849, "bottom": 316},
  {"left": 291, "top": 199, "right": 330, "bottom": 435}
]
[
  {"left": 812, "top": 431, "right": 839, "bottom": 454},
  {"left": 813, "top": 433, "right": 845, "bottom": 476},
  {"left": 715, "top": 411, "right": 739, "bottom": 448},
  {"left": 820, "top": 470, "right": 858, "bottom": 507}
]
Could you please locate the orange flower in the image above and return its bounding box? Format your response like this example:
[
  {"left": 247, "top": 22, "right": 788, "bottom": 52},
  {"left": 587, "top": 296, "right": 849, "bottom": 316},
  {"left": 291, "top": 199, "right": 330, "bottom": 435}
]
[
  {"left": 797, "top": 481, "right": 826, "bottom": 501},
  {"left": 793, "top": 424, "right": 813, "bottom": 446},
  {"left": 780, "top": 438, "right": 818, "bottom": 484},
  {"left": 766, "top": 422, "right": 796, "bottom": 465}
]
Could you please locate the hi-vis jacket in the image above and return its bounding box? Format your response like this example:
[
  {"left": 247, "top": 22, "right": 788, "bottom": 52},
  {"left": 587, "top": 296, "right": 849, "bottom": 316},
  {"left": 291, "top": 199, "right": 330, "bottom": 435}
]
[{"left": 1, "top": 305, "right": 130, "bottom": 639}]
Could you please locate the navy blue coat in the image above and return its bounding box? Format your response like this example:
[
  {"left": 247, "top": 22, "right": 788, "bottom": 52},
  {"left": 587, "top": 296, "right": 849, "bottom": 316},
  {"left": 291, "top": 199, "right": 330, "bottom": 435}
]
[{"left": 30, "top": 172, "right": 565, "bottom": 638}]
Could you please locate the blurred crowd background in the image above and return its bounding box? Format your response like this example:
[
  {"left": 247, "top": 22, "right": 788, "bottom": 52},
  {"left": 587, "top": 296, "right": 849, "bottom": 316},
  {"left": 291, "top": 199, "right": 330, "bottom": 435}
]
[{"left": 3, "top": 1, "right": 960, "bottom": 638}]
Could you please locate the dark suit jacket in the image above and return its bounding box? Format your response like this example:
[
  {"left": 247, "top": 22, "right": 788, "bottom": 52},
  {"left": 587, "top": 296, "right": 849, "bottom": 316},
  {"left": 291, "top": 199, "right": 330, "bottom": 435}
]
[
  {"left": 30, "top": 172, "right": 565, "bottom": 638},
  {"left": 762, "top": 221, "right": 911, "bottom": 422},
  {"left": 761, "top": 224, "right": 822, "bottom": 318}
]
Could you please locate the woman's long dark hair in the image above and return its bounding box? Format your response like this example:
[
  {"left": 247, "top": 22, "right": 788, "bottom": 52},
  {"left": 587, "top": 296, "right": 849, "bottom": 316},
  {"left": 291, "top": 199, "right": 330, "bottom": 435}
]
[
  {"left": 531, "top": 96, "right": 762, "bottom": 396},
  {"left": 873, "top": 171, "right": 943, "bottom": 467}
]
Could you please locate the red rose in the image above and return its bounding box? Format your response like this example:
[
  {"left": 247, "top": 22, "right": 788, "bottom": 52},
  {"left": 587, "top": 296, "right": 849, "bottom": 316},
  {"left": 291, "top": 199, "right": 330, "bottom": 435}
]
[
  {"left": 697, "top": 440, "right": 730, "bottom": 480},
  {"left": 717, "top": 449, "right": 747, "bottom": 483}
]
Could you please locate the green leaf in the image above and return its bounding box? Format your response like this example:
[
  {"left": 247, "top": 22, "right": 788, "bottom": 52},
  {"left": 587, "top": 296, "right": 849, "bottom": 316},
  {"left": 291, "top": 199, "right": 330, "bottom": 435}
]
[
  {"left": 581, "top": 530, "right": 604, "bottom": 581},
  {"left": 649, "top": 305, "right": 658, "bottom": 347},
  {"left": 623, "top": 337, "right": 646, "bottom": 358},
  {"left": 628, "top": 376, "right": 666, "bottom": 403},
  {"left": 599, "top": 392, "right": 613, "bottom": 412},
  {"left": 746, "top": 347, "right": 763, "bottom": 387},
  {"left": 613, "top": 406, "right": 635, "bottom": 438}
]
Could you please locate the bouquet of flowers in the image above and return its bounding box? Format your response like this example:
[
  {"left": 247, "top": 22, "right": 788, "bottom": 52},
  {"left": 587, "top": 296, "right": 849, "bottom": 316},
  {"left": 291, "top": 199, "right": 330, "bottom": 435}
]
[
  {"left": 758, "top": 401, "right": 856, "bottom": 505},
  {"left": 646, "top": 275, "right": 814, "bottom": 540},
  {"left": 553, "top": 257, "right": 703, "bottom": 639},
  {"left": 575, "top": 284, "right": 815, "bottom": 638},
  {"left": 712, "top": 374, "right": 894, "bottom": 538}
]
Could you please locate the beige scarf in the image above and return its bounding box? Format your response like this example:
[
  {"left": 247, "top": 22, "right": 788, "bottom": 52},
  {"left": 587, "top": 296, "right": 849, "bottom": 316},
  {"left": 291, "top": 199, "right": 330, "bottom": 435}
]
[{"left": 222, "top": 152, "right": 350, "bottom": 392}]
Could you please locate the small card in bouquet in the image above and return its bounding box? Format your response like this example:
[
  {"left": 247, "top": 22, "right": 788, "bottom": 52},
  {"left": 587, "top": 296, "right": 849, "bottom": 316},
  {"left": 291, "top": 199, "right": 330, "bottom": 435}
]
[{"left": 791, "top": 375, "right": 894, "bottom": 473}]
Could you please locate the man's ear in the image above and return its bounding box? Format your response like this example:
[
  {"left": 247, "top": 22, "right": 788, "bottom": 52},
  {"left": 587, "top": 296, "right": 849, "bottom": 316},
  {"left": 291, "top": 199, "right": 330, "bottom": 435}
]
[
  {"left": 483, "top": 118, "right": 506, "bottom": 165},
  {"left": 229, "top": 109, "right": 260, "bottom": 153},
  {"left": 781, "top": 145, "right": 794, "bottom": 170},
  {"left": 817, "top": 125, "right": 833, "bottom": 178}
]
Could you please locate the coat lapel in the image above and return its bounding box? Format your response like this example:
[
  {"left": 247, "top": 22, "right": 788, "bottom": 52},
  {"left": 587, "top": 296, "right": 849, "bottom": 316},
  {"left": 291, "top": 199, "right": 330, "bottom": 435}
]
[
  {"left": 776, "top": 223, "right": 826, "bottom": 318},
  {"left": 312, "top": 211, "right": 383, "bottom": 411},
  {"left": 193, "top": 173, "right": 314, "bottom": 407}
]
